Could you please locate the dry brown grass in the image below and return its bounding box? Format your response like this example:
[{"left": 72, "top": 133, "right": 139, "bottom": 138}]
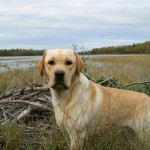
[
  {"left": 86, "top": 54, "right": 150, "bottom": 83},
  {"left": 0, "top": 67, "right": 45, "bottom": 94}
]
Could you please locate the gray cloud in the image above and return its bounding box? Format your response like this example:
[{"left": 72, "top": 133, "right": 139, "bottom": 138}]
[{"left": 0, "top": 0, "right": 150, "bottom": 50}]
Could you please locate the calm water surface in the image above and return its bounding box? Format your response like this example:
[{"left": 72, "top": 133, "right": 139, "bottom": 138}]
[
  {"left": 0, "top": 54, "right": 145, "bottom": 72},
  {"left": 0, "top": 56, "right": 41, "bottom": 72}
]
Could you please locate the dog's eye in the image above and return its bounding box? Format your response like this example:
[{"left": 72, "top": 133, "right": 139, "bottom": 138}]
[
  {"left": 48, "top": 60, "right": 55, "bottom": 65},
  {"left": 66, "top": 61, "right": 72, "bottom": 65}
]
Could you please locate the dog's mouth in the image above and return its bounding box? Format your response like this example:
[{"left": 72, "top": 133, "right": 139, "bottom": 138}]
[{"left": 51, "top": 81, "right": 69, "bottom": 90}]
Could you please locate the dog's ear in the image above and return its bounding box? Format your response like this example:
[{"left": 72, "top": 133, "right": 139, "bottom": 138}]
[
  {"left": 37, "top": 52, "right": 47, "bottom": 76},
  {"left": 74, "top": 51, "right": 84, "bottom": 75}
]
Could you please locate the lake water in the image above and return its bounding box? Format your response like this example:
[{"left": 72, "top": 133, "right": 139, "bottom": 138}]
[
  {"left": 0, "top": 54, "right": 145, "bottom": 72},
  {"left": 0, "top": 56, "right": 42, "bottom": 72}
]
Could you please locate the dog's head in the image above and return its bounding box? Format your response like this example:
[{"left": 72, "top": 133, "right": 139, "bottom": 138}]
[{"left": 37, "top": 49, "right": 84, "bottom": 90}]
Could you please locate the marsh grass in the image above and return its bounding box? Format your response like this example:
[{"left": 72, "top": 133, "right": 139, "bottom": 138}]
[
  {"left": 0, "top": 124, "right": 24, "bottom": 150},
  {"left": 84, "top": 127, "right": 139, "bottom": 150},
  {"left": 1, "top": 121, "right": 150, "bottom": 150},
  {"left": 0, "top": 115, "right": 69, "bottom": 150},
  {"left": 87, "top": 55, "right": 150, "bottom": 83},
  {"left": 0, "top": 67, "right": 45, "bottom": 94}
]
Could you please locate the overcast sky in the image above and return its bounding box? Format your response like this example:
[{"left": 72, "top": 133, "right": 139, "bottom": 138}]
[{"left": 0, "top": 0, "right": 150, "bottom": 50}]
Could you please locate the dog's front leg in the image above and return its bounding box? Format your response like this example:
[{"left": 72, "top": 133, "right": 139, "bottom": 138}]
[{"left": 69, "top": 130, "right": 86, "bottom": 150}]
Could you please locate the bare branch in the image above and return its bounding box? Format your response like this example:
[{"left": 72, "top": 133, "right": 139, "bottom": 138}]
[
  {"left": 20, "top": 91, "right": 40, "bottom": 100},
  {"left": 82, "top": 71, "right": 97, "bottom": 82},
  {"left": 0, "top": 76, "right": 16, "bottom": 97},
  {"left": 99, "top": 76, "right": 114, "bottom": 84},
  {"left": 12, "top": 106, "right": 32, "bottom": 123},
  {"left": 124, "top": 81, "right": 150, "bottom": 87},
  {"left": 15, "top": 73, "right": 32, "bottom": 85},
  {"left": 0, "top": 99, "right": 51, "bottom": 111}
]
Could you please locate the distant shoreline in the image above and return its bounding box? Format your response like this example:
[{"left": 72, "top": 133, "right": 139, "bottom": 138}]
[
  {"left": 79, "top": 41, "right": 150, "bottom": 55},
  {"left": 0, "top": 53, "right": 150, "bottom": 57},
  {"left": 0, "top": 40, "right": 150, "bottom": 56}
]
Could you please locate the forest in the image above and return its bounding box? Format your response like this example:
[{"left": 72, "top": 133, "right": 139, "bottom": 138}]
[
  {"left": 0, "top": 49, "right": 45, "bottom": 56},
  {"left": 0, "top": 40, "right": 150, "bottom": 56},
  {"left": 80, "top": 40, "right": 150, "bottom": 55}
]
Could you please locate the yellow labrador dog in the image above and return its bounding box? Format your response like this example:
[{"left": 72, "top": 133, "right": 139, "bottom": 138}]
[{"left": 38, "top": 49, "right": 150, "bottom": 149}]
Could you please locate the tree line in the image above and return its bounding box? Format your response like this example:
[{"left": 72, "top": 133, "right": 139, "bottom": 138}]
[
  {"left": 0, "top": 49, "right": 45, "bottom": 56},
  {"left": 79, "top": 40, "right": 150, "bottom": 55},
  {"left": 0, "top": 40, "right": 150, "bottom": 56}
]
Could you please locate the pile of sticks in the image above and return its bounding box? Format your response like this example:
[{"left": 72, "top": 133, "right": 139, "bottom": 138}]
[
  {"left": 0, "top": 81, "right": 52, "bottom": 124},
  {"left": 0, "top": 81, "right": 54, "bottom": 147}
]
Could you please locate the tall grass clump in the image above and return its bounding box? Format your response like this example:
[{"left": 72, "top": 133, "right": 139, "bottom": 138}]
[{"left": 0, "top": 124, "right": 24, "bottom": 150}]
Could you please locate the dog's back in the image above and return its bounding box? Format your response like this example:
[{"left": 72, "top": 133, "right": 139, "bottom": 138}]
[{"left": 95, "top": 84, "right": 150, "bottom": 136}]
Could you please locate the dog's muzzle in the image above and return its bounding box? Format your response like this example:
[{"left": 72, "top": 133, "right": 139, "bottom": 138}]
[
  {"left": 54, "top": 70, "right": 65, "bottom": 86},
  {"left": 55, "top": 70, "right": 65, "bottom": 82},
  {"left": 51, "top": 70, "right": 69, "bottom": 90}
]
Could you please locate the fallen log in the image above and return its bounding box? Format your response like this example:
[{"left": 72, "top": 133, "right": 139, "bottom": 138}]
[{"left": 0, "top": 99, "right": 51, "bottom": 111}]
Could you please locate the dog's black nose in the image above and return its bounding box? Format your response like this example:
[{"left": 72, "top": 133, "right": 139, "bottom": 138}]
[{"left": 55, "top": 70, "right": 65, "bottom": 78}]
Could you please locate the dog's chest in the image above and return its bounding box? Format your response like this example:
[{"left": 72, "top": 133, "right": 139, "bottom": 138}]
[
  {"left": 53, "top": 100, "right": 92, "bottom": 131},
  {"left": 53, "top": 105, "right": 66, "bottom": 128}
]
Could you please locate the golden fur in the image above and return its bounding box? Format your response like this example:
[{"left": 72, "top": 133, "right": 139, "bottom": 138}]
[{"left": 38, "top": 49, "right": 150, "bottom": 149}]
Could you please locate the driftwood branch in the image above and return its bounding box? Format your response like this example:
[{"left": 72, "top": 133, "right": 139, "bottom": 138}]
[
  {"left": 83, "top": 72, "right": 116, "bottom": 87},
  {"left": 1, "top": 107, "right": 8, "bottom": 123},
  {"left": 99, "top": 76, "right": 114, "bottom": 84},
  {"left": 124, "top": 81, "right": 150, "bottom": 87},
  {"left": 12, "top": 106, "right": 33, "bottom": 123},
  {"left": 24, "top": 87, "right": 49, "bottom": 92},
  {"left": 82, "top": 71, "right": 97, "bottom": 82},
  {"left": 1, "top": 107, "right": 27, "bottom": 125},
  {"left": 20, "top": 91, "right": 40, "bottom": 100},
  {"left": 15, "top": 73, "right": 32, "bottom": 85},
  {"left": 0, "top": 87, "right": 49, "bottom": 100},
  {"left": 0, "top": 99, "right": 51, "bottom": 111}
]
